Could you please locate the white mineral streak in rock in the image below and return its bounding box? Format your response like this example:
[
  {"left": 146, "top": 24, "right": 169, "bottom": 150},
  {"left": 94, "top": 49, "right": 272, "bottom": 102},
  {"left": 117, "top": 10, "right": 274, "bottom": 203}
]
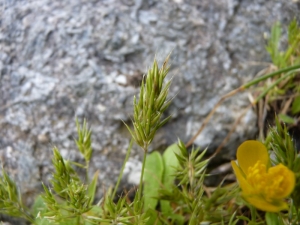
[{"left": 124, "top": 159, "right": 142, "bottom": 185}]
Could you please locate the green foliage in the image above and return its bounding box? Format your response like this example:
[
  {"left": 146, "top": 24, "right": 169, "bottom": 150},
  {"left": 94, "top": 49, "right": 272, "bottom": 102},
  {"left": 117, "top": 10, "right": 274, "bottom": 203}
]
[
  {"left": 86, "top": 170, "right": 99, "bottom": 207},
  {"left": 0, "top": 170, "right": 34, "bottom": 223},
  {"left": 75, "top": 119, "right": 92, "bottom": 165},
  {"left": 125, "top": 56, "right": 172, "bottom": 151},
  {"left": 124, "top": 56, "right": 174, "bottom": 218},
  {"left": 144, "top": 208, "right": 162, "bottom": 225},
  {"left": 49, "top": 147, "right": 81, "bottom": 199},
  {"left": 266, "top": 22, "right": 283, "bottom": 68},
  {"left": 143, "top": 142, "right": 210, "bottom": 224},
  {"left": 40, "top": 148, "right": 95, "bottom": 224},
  {"left": 266, "top": 117, "right": 299, "bottom": 171},
  {"left": 266, "top": 18, "right": 300, "bottom": 69},
  {"left": 262, "top": 18, "right": 300, "bottom": 125},
  {"left": 278, "top": 113, "right": 296, "bottom": 125},
  {"left": 175, "top": 140, "right": 208, "bottom": 187},
  {"left": 0, "top": 119, "right": 100, "bottom": 225},
  {"left": 31, "top": 195, "right": 50, "bottom": 225},
  {"left": 142, "top": 140, "right": 238, "bottom": 225},
  {"left": 265, "top": 117, "right": 300, "bottom": 222},
  {"left": 98, "top": 188, "right": 135, "bottom": 224}
]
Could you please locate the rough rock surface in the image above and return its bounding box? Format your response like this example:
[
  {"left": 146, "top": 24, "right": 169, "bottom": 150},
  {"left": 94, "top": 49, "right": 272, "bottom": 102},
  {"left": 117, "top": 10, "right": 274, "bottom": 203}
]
[{"left": 0, "top": 0, "right": 299, "bottom": 212}]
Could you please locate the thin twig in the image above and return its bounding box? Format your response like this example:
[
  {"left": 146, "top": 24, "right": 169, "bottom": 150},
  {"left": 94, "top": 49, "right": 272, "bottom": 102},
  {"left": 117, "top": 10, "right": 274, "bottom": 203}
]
[
  {"left": 185, "top": 63, "right": 300, "bottom": 148},
  {"left": 209, "top": 104, "right": 252, "bottom": 159},
  {"left": 185, "top": 87, "right": 244, "bottom": 148},
  {"left": 258, "top": 98, "right": 266, "bottom": 141}
]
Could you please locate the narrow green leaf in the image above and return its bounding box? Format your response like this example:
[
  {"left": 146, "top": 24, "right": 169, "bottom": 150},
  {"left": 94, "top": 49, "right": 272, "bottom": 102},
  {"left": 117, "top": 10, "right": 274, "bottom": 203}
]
[
  {"left": 160, "top": 99, "right": 173, "bottom": 113},
  {"left": 155, "top": 83, "right": 170, "bottom": 110},
  {"left": 135, "top": 122, "right": 146, "bottom": 143},
  {"left": 31, "top": 195, "right": 51, "bottom": 225},
  {"left": 236, "top": 216, "right": 250, "bottom": 222},
  {"left": 139, "top": 81, "right": 145, "bottom": 109},
  {"left": 150, "top": 112, "right": 162, "bottom": 126},
  {"left": 87, "top": 170, "right": 99, "bottom": 207},
  {"left": 156, "top": 115, "right": 172, "bottom": 130},
  {"left": 195, "top": 149, "right": 207, "bottom": 163},
  {"left": 291, "top": 95, "right": 300, "bottom": 115},
  {"left": 278, "top": 113, "right": 295, "bottom": 124}
]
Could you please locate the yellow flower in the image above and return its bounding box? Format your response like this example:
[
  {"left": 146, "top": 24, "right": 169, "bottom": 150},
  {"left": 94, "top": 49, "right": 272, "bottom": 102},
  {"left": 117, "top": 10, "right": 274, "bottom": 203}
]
[{"left": 231, "top": 140, "right": 295, "bottom": 212}]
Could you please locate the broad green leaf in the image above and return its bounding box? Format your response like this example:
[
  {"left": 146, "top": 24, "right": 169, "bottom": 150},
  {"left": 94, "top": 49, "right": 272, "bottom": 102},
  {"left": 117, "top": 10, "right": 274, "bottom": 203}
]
[
  {"left": 145, "top": 208, "right": 163, "bottom": 225},
  {"left": 161, "top": 143, "right": 181, "bottom": 214},
  {"left": 32, "top": 195, "right": 50, "bottom": 225},
  {"left": 291, "top": 95, "right": 300, "bottom": 115},
  {"left": 163, "top": 211, "right": 184, "bottom": 225},
  {"left": 34, "top": 218, "right": 51, "bottom": 225},
  {"left": 162, "top": 143, "right": 181, "bottom": 190},
  {"left": 266, "top": 212, "right": 283, "bottom": 225},
  {"left": 144, "top": 151, "right": 164, "bottom": 211},
  {"left": 31, "top": 195, "right": 46, "bottom": 217},
  {"left": 278, "top": 113, "right": 295, "bottom": 124},
  {"left": 60, "top": 219, "right": 80, "bottom": 225}
]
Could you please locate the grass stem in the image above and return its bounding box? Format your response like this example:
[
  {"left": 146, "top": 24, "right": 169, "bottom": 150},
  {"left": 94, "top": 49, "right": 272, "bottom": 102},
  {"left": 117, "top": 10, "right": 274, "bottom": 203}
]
[
  {"left": 137, "top": 147, "right": 148, "bottom": 212},
  {"left": 112, "top": 139, "right": 134, "bottom": 200}
]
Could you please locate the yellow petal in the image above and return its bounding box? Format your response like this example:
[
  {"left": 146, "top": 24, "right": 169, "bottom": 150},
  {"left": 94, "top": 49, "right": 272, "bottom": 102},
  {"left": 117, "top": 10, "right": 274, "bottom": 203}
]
[
  {"left": 231, "top": 161, "right": 253, "bottom": 194},
  {"left": 243, "top": 194, "right": 288, "bottom": 212},
  {"left": 237, "top": 140, "right": 269, "bottom": 176},
  {"left": 268, "top": 164, "right": 295, "bottom": 198}
]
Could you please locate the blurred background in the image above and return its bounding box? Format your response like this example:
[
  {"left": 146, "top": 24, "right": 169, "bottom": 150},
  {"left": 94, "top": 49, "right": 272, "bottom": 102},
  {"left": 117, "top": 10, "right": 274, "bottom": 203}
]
[{"left": 0, "top": 0, "right": 299, "bottom": 209}]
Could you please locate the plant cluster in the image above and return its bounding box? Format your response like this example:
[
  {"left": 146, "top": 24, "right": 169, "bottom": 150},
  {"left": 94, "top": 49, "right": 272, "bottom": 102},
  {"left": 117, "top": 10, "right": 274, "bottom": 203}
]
[
  {"left": 0, "top": 20, "right": 300, "bottom": 225},
  {"left": 258, "top": 18, "right": 300, "bottom": 132}
]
